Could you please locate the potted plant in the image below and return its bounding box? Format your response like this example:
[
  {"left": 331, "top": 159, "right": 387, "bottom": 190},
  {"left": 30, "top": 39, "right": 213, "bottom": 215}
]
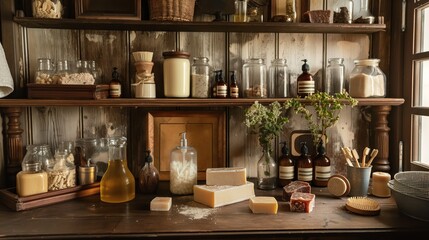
[{"left": 244, "top": 101, "right": 290, "bottom": 190}]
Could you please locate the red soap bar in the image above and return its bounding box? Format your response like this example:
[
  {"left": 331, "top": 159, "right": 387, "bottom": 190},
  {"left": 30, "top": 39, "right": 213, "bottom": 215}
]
[
  {"left": 290, "top": 192, "right": 316, "bottom": 213},
  {"left": 283, "top": 181, "right": 311, "bottom": 201}
]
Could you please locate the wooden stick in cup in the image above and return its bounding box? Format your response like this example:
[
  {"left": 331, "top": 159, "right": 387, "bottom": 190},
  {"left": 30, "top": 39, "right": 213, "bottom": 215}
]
[
  {"left": 352, "top": 149, "right": 361, "bottom": 167},
  {"left": 365, "top": 149, "right": 379, "bottom": 167},
  {"left": 341, "top": 147, "right": 354, "bottom": 167},
  {"left": 361, "top": 147, "right": 370, "bottom": 167}
]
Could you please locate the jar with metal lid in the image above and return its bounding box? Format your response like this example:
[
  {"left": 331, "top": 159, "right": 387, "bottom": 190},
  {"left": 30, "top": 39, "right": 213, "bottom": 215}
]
[
  {"left": 32, "top": 0, "right": 63, "bottom": 19},
  {"left": 16, "top": 145, "right": 48, "bottom": 197},
  {"left": 242, "top": 58, "right": 267, "bottom": 98},
  {"left": 268, "top": 58, "right": 290, "bottom": 97},
  {"left": 191, "top": 57, "right": 211, "bottom": 98},
  {"left": 349, "top": 59, "right": 386, "bottom": 98},
  {"left": 325, "top": 58, "right": 345, "bottom": 95},
  {"left": 34, "top": 58, "right": 55, "bottom": 84},
  {"left": 46, "top": 151, "right": 76, "bottom": 191},
  {"left": 163, "top": 51, "right": 191, "bottom": 98}
]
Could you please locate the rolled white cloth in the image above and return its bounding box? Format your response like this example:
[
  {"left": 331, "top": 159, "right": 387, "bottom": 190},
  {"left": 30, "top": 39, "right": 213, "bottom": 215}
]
[{"left": 0, "top": 43, "right": 14, "bottom": 98}]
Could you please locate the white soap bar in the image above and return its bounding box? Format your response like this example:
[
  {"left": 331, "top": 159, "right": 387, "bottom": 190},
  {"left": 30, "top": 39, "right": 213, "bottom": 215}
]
[
  {"left": 150, "top": 197, "right": 172, "bottom": 211},
  {"left": 206, "top": 167, "right": 247, "bottom": 186},
  {"left": 193, "top": 182, "right": 255, "bottom": 208},
  {"left": 249, "top": 196, "right": 278, "bottom": 214}
]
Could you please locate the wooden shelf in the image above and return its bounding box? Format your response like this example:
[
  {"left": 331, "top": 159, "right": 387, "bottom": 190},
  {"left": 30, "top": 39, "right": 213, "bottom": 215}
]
[
  {"left": 0, "top": 98, "right": 404, "bottom": 108},
  {"left": 14, "top": 17, "right": 386, "bottom": 34}
]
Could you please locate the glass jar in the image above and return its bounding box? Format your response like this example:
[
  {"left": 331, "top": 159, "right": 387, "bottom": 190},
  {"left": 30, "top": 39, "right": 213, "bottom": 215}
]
[
  {"left": 191, "top": 57, "right": 211, "bottom": 98},
  {"left": 32, "top": 0, "right": 63, "bottom": 19},
  {"left": 100, "top": 137, "right": 135, "bottom": 203},
  {"left": 332, "top": 0, "right": 353, "bottom": 23},
  {"left": 355, "top": 0, "right": 374, "bottom": 24},
  {"left": 257, "top": 146, "right": 277, "bottom": 190},
  {"left": 285, "top": 0, "right": 297, "bottom": 23},
  {"left": 243, "top": 58, "right": 267, "bottom": 98},
  {"left": 56, "top": 141, "right": 75, "bottom": 165},
  {"left": 233, "top": 0, "right": 248, "bottom": 22},
  {"left": 163, "top": 51, "right": 191, "bottom": 98},
  {"left": 268, "top": 58, "right": 290, "bottom": 97},
  {"left": 349, "top": 59, "right": 386, "bottom": 98},
  {"left": 47, "top": 151, "right": 76, "bottom": 191},
  {"left": 34, "top": 58, "right": 55, "bottom": 84},
  {"left": 16, "top": 145, "right": 48, "bottom": 197},
  {"left": 325, "top": 58, "right": 345, "bottom": 95},
  {"left": 35, "top": 144, "right": 55, "bottom": 171},
  {"left": 75, "top": 138, "right": 98, "bottom": 167},
  {"left": 52, "top": 60, "right": 71, "bottom": 84}
]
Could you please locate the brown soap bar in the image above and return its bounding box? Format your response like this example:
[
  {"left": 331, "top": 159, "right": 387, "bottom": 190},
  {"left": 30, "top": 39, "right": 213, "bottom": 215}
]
[
  {"left": 290, "top": 192, "right": 316, "bottom": 213},
  {"left": 282, "top": 181, "right": 311, "bottom": 201}
]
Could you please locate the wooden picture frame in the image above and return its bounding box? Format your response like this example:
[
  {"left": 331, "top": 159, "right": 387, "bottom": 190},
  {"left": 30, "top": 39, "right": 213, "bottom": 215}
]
[
  {"left": 75, "top": 0, "right": 142, "bottom": 20},
  {"left": 147, "top": 111, "right": 226, "bottom": 181}
]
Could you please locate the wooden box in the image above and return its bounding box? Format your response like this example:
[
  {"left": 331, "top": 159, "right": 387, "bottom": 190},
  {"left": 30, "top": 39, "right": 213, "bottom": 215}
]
[{"left": 27, "top": 84, "right": 110, "bottom": 100}]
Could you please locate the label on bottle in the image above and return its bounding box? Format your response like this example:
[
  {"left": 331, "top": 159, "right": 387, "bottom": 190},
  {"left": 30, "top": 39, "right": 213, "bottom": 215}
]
[
  {"left": 279, "top": 166, "right": 294, "bottom": 180},
  {"left": 230, "top": 86, "right": 239, "bottom": 98},
  {"left": 110, "top": 84, "right": 121, "bottom": 98},
  {"left": 315, "top": 166, "right": 331, "bottom": 181},
  {"left": 298, "top": 167, "right": 313, "bottom": 181},
  {"left": 297, "top": 81, "right": 315, "bottom": 95},
  {"left": 216, "top": 85, "right": 228, "bottom": 98}
]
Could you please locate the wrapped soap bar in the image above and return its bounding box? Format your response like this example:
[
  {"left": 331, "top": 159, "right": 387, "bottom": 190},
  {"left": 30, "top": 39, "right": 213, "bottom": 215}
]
[
  {"left": 290, "top": 192, "right": 315, "bottom": 213},
  {"left": 283, "top": 181, "right": 311, "bottom": 201}
]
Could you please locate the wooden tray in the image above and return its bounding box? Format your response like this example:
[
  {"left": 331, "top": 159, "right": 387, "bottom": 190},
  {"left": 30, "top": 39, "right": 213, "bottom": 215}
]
[
  {"left": 0, "top": 182, "right": 100, "bottom": 211},
  {"left": 27, "top": 84, "right": 110, "bottom": 100}
]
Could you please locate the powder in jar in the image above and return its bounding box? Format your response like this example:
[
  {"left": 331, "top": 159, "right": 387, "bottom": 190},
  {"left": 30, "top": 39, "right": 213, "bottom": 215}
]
[{"left": 191, "top": 74, "right": 210, "bottom": 98}]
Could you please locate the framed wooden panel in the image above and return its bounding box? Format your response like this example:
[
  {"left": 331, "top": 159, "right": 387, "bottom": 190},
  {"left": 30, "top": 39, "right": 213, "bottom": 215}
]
[
  {"left": 147, "top": 111, "right": 226, "bottom": 181},
  {"left": 75, "top": 0, "right": 142, "bottom": 20}
]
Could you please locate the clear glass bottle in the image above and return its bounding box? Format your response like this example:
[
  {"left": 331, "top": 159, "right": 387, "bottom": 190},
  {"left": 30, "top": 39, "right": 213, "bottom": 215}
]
[
  {"left": 191, "top": 57, "right": 211, "bottom": 98},
  {"left": 138, "top": 150, "right": 159, "bottom": 194},
  {"left": 36, "top": 144, "right": 55, "bottom": 171},
  {"left": 233, "top": 0, "right": 248, "bottom": 22},
  {"left": 34, "top": 58, "right": 55, "bottom": 84},
  {"left": 16, "top": 145, "right": 48, "bottom": 197},
  {"left": 46, "top": 151, "right": 76, "bottom": 191},
  {"left": 269, "top": 58, "right": 290, "bottom": 98},
  {"left": 163, "top": 51, "right": 191, "bottom": 97},
  {"left": 312, "top": 140, "right": 331, "bottom": 187},
  {"left": 355, "top": 0, "right": 374, "bottom": 24},
  {"left": 32, "top": 0, "right": 63, "bottom": 19},
  {"left": 325, "top": 58, "right": 345, "bottom": 94},
  {"left": 278, "top": 141, "right": 294, "bottom": 187},
  {"left": 229, "top": 71, "right": 239, "bottom": 98},
  {"left": 297, "top": 59, "right": 315, "bottom": 97},
  {"left": 285, "top": 0, "right": 297, "bottom": 23},
  {"left": 100, "top": 137, "right": 135, "bottom": 203},
  {"left": 109, "top": 67, "right": 122, "bottom": 98},
  {"left": 215, "top": 70, "right": 228, "bottom": 98},
  {"left": 243, "top": 58, "right": 267, "bottom": 98},
  {"left": 170, "top": 132, "right": 197, "bottom": 195},
  {"left": 296, "top": 142, "right": 313, "bottom": 184},
  {"left": 257, "top": 146, "right": 277, "bottom": 190},
  {"left": 349, "top": 59, "right": 386, "bottom": 98}
]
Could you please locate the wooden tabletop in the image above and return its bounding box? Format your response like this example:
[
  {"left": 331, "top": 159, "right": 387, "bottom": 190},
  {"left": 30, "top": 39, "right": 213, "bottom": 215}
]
[{"left": 0, "top": 182, "right": 427, "bottom": 239}]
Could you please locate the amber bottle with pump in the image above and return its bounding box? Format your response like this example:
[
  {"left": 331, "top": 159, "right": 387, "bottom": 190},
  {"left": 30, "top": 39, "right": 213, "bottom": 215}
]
[
  {"left": 229, "top": 71, "right": 239, "bottom": 98},
  {"left": 215, "top": 70, "right": 227, "bottom": 98},
  {"left": 297, "top": 59, "right": 314, "bottom": 97},
  {"left": 296, "top": 142, "right": 313, "bottom": 184},
  {"left": 278, "top": 141, "right": 294, "bottom": 187},
  {"left": 109, "top": 67, "right": 121, "bottom": 98},
  {"left": 312, "top": 140, "right": 331, "bottom": 187},
  {"left": 138, "top": 150, "right": 159, "bottom": 194}
]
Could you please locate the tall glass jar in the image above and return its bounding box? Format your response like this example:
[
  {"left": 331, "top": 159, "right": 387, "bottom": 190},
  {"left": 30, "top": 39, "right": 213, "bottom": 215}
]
[
  {"left": 243, "top": 58, "right": 267, "bottom": 98},
  {"left": 34, "top": 58, "right": 55, "bottom": 84},
  {"left": 36, "top": 144, "right": 55, "bottom": 171},
  {"left": 257, "top": 146, "right": 277, "bottom": 190},
  {"left": 332, "top": 0, "right": 353, "bottom": 23},
  {"left": 16, "top": 145, "right": 48, "bottom": 197},
  {"left": 100, "top": 137, "right": 135, "bottom": 203},
  {"left": 32, "top": 0, "right": 63, "bottom": 19},
  {"left": 163, "top": 51, "right": 191, "bottom": 97},
  {"left": 268, "top": 58, "right": 290, "bottom": 97},
  {"left": 285, "top": 0, "right": 297, "bottom": 23},
  {"left": 46, "top": 151, "right": 76, "bottom": 191},
  {"left": 325, "top": 58, "right": 345, "bottom": 94},
  {"left": 349, "top": 59, "right": 386, "bottom": 98},
  {"left": 191, "top": 57, "right": 211, "bottom": 98}
]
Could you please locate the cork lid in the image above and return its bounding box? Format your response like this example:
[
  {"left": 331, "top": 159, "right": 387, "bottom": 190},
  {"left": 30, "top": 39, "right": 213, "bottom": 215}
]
[
  {"left": 162, "top": 51, "right": 190, "bottom": 59},
  {"left": 327, "top": 174, "right": 351, "bottom": 197}
]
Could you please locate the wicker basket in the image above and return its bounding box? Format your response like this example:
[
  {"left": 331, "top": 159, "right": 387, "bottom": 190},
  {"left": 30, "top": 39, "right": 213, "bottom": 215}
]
[{"left": 149, "top": 0, "right": 195, "bottom": 22}]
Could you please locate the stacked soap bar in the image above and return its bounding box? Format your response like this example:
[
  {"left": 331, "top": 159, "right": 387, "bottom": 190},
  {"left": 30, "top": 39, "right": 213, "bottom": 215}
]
[
  {"left": 193, "top": 167, "right": 255, "bottom": 208},
  {"left": 283, "top": 181, "right": 311, "bottom": 201},
  {"left": 290, "top": 192, "right": 315, "bottom": 213},
  {"left": 249, "top": 196, "right": 278, "bottom": 214}
]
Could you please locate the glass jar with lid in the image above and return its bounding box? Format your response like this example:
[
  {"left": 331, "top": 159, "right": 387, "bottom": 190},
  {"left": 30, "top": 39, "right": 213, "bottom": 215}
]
[
  {"left": 191, "top": 57, "right": 211, "bottom": 98},
  {"left": 163, "top": 51, "right": 191, "bottom": 98},
  {"left": 268, "top": 58, "right": 290, "bottom": 97},
  {"left": 242, "top": 58, "right": 267, "bottom": 98},
  {"left": 325, "top": 58, "right": 345, "bottom": 95},
  {"left": 32, "top": 0, "right": 63, "bottom": 19},
  {"left": 34, "top": 58, "right": 55, "bottom": 84},
  {"left": 16, "top": 145, "right": 48, "bottom": 197},
  {"left": 349, "top": 59, "right": 386, "bottom": 98},
  {"left": 46, "top": 151, "right": 76, "bottom": 191}
]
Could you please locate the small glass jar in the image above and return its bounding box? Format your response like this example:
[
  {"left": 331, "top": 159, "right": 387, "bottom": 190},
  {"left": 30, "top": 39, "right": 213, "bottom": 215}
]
[
  {"left": 52, "top": 60, "right": 71, "bottom": 84},
  {"left": 242, "top": 58, "right": 267, "bottom": 98},
  {"left": 332, "top": 0, "right": 353, "bottom": 23},
  {"left": 268, "top": 58, "right": 290, "bottom": 97},
  {"left": 191, "top": 57, "right": 211, "bottom": 98},
  {"left": 32, "top": 0, "right": 63, "bottom": 19},
  {"left": 349, "top": 59, "right": 386, "bottom": 98},
  {"left": 16, "top": 145, "right": 48, "bottom": 197},
  {"left": 34, "top": 58, "right": 55, "bottom": 84},
  {"left": 325, "top": 58, "right": 345, "bottom": 95},
  {"left": 163, "top": 51, "right": 191, "bottom": 98},
  {"left": 47, "top": 151, "right": 76, "bottom": 191}
]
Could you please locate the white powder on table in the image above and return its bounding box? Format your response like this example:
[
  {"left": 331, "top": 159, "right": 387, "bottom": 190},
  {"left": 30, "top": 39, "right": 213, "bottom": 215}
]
[{"left": 178, "top": 203, "right": 217, "bottom": 220}]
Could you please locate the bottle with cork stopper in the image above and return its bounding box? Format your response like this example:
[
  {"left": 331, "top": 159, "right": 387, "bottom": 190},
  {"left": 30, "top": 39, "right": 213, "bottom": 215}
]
[
  {"left": 297, "top": 59, "right": 315, "bottom": 97},
  {"left": 109, "top": 67, "right": 122, "bottom": 98},
  {"left": 278, "top": 141, "right": 294, "bottom": 187}
]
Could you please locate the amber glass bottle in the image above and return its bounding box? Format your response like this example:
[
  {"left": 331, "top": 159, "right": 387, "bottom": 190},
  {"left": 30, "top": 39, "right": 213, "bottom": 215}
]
[
  {"left": 215, "top": 70, "right": 228, "bottom": 98},
  {"left": 109, "top": 67, "right": 121, "bottom": 98},
  {"left": 296, "top": 59, "right": 314, "bottom": 97},
  {"left": 138, "top": 150, "right": 159, "bottom": 194},
  {"left": 229, "top": 71, "right": 239, "bottom": 98},
  {"left": 296, "top": 142, "right": 313, "bottom": 184},
  {"left": 278, "top": 141, "right": 294, "bottom": 187},
  {"left": 312, "top": 140, "right": 331, "bottom": 187}
]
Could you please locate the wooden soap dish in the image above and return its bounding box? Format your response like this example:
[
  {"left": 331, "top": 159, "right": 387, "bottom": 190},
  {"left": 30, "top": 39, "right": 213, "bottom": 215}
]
[{"left": 345, "top": 197, "right": 381, "bottom": 216}]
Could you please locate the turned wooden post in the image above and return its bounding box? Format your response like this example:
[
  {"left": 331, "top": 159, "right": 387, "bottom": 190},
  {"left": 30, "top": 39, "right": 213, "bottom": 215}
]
[
  {"left": 4, "top": 107, "right": 23, "bottom": 187},
  {"left": 371, "top": 105, "right": 391, "bottom": 173}
]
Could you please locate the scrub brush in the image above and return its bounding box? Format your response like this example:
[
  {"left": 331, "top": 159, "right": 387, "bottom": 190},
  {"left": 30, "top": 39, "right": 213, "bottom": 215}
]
[{"left": 345, "top": 197, "right": 381, "bottom": 216}]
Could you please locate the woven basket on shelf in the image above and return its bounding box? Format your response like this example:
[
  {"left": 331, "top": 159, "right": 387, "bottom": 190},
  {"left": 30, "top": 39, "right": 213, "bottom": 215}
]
[{"left": 149, "top": 0, "right": 196, "bottom": 22}]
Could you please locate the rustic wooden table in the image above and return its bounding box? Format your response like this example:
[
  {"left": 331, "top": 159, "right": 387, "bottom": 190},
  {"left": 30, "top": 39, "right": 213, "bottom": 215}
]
[{"left": 0, "top": 182, "right": 427, "bottom": 239}]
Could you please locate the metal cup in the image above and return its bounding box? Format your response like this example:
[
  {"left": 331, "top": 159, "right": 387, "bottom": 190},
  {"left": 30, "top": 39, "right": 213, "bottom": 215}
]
[
  {"left": 346, "top": 165, "right": 372, "bottom": 197},
  {"left": 78, "top": 166, "right": 97, "bottom": 185}
]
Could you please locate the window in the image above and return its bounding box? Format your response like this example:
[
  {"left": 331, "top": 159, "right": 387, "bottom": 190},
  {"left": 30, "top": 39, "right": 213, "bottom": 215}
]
[{"left": 404, "top": 0, "right": 429, "bottom": 170}]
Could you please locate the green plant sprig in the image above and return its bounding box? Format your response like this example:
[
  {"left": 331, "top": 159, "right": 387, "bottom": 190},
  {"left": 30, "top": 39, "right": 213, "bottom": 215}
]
[{"left": 287, "top": 91, "right": 358, "bottom": 146}]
